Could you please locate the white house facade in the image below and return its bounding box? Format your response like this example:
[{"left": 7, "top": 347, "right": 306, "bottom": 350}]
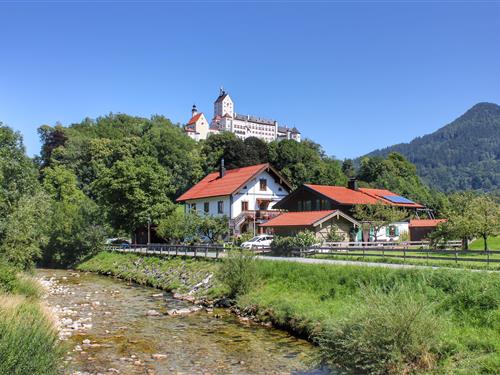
[{"left": 176, "top": 162, "right": 291, "bottom": 235}]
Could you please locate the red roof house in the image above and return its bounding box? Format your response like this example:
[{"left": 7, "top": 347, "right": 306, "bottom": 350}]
[{"left": 176, "top": 162, "right": 292, "bottom": 236}]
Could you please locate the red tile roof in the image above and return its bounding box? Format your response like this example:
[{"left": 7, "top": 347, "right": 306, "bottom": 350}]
[
  {"left": 260, "top": 210, "right": 337, "bottom": 227},
  {"left": 187, "top": 113, "right": 203, "bottom": 125},
  {"left": 304, "top": 185, "right": 424, "bottom": 208},
  {"left": 305, "top": 184, "right": 381, "bottom": 205},
  {"left": 359, "top": 188, "right": 424, "bottom": 208},
  {"left": 409, "top": 219, "right": 447, "bottom": 228},
  {"left": 177, "top": 163, "right": 270, "bottom": 202}
]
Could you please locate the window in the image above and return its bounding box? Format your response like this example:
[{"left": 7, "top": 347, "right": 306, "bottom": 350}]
[
  {"left": 204, "top": 202, "right": 209, "bottom": 213},
  {"left": 387, "top": 225, "right": 399, "bottom": 237},
  {"left": 217, "top": 201, "right": 224, "bottom": 214},
  {"left": 304, "top": 200, "right": 312, "bottom": 211},
  {"left": 191, "top": 203, "right": 197, "bottom": 212},
  {"left": 259, "top": 178, "right": 267, "bottom": 191},
  {"left": 241, "top": 201, "right": 249, "bottom": 211}
]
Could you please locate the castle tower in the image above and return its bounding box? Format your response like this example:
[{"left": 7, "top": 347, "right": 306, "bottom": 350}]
[{"left": 213, "top": 87, "right": 234, "bottom": 118}]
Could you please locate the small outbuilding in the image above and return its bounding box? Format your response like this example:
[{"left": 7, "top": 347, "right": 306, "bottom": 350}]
[
  {"left": 260, "top": 209, "right": 361, "bottom": 242},
  {"left": 409, "top": 219, "right": 447, "bottom": 241}
]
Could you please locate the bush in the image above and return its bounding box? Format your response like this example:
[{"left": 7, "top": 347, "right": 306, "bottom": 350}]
[
  {"left": 317, "top": 286, "right": 444, "bottom": 375},
  {"left": 271, "top": 230, "right": 317, "bottom": 256},
  {"left": 233, "top": 232, "right": 254, "bottom": 247},
  {"left": 0, "top": 261, "right": 17, "bottom": 293},
  {"left": 217, "top": 249, "right": 258, "bottom": 298},
  {"left": 326, "top": 224, "right": 346, "bottom": 242}
]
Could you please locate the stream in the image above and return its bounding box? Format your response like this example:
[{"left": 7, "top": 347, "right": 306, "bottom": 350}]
[{"left": 38, "top": 269, "right": 331, "bottom": 375}]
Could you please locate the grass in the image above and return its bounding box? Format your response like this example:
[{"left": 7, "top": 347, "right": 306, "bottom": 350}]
[
  {"left": 79, "top": 251, "right": 500, "bottom": 374},
  {"left": 77, "top": 251, "right": 221, "bottom": 296},
  {"left": 0, "top": 261, "right": 63, "bottom": 375},
  {"left": 470, "top": 236, "right": 500, "bottom": 251},
  {"left": 311, "top": 251, "right": 500, "bottom": 270}
]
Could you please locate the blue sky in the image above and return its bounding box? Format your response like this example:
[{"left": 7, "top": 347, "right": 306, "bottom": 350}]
[{"left": 1, "top": 1, "right": 499, "bottom": 159}]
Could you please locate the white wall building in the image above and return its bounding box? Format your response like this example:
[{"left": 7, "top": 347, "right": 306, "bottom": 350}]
[
  {"left": 184, "top": 89, "right": 301, "bottom": 142},
  {"left": 176, "top": 162, "right": 291, "bottom": 235}
]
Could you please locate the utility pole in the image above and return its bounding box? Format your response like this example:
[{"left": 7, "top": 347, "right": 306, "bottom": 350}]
[{"left": 147, "top": 216, "right": 151, "bottom": 245}]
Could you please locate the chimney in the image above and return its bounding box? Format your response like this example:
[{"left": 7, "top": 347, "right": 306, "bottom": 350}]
[
  {"left": 191, "top": 104, "right": 197, "bottom": 117},
  {"left": 219, "top": 158, "right": 226, "bottom": 178},
  {"left": 348, "top": 177, "right": 358, "bottom": 191}
]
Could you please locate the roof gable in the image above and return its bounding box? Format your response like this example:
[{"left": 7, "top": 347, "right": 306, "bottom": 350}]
[
  {"left": 187, "top": 113, "right": 203, "bottom": 125},
  {"left": 260, "top": 209, "right": 360, "bottom": 227},
  {"left": 176, "top": 163, "right": 291, "bottom": 202}
]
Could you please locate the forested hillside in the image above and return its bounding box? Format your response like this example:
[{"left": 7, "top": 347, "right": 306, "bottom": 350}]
[{"left": 365, "top": 103, "right": 500, "bottom": 193}]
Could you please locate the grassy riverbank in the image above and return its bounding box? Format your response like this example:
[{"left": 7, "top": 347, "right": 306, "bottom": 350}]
[
  {"left": 78, "top": 251, "right": 500, "bottom": 374},
  {"left": 0, "top": 263, "right": 62, "bottom": 375}
]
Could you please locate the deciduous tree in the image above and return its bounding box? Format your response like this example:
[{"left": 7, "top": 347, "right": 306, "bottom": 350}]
[{"left": 354, "top": 202, "right": 407, "bottom": 241}]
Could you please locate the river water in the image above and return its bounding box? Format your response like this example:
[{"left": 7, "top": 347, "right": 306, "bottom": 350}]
[{"left": 38, "top": 269, "right": 330, "bottom": 375}]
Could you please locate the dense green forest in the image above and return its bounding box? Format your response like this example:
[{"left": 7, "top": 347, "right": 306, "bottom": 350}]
[
  {"left": 365, "top": 102, "right": 500, "bottom": 193},
  {"left": 0, "top": 112, "right": 494, "bottom": 266}
]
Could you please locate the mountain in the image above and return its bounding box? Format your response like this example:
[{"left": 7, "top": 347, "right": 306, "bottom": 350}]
[{"left": 364, "top": 102, "right": 500, "bottom": 193}]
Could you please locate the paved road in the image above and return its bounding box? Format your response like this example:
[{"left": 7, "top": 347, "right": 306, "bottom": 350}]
[{"left": 115, "top": 248, "right": 483, "bottom": 271}]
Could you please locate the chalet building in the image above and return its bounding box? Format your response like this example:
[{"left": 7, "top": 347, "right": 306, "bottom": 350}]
[
  {"left": 184, "top": 89, "right": 301, "bottom": 142},
  {"left": 176, "top": 161, "right": 291, "bottom": 235},
  {"left": 262, "top": 180, "right": 427, "bottom": 242}
]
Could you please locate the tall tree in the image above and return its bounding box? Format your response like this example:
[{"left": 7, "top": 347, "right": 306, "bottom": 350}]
[
  {"left": 92, "top": 156, "right": 175, "bottom": 233},
  {"left": 41, "top": 166, "right": 108, "bottom": 266},
  {"left": 354, "top": 203, "right": 407, "bottom": 242}
]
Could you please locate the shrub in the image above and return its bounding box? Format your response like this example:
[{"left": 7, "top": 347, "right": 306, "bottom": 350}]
[
  {"left": 317, "top": 286, "right": 444, "bottom": 375},
  {"left": 217, "top": 249, "right": 258, "bottom": 298},
  {"left": 326, "top": 225, "right": 346, "bottom": 242},
  {"left": 0, "top": 261, "right": 17, "bottom": 293},
  {"left": 271, "top": 230, "right": 317, "bottom": 256},
  {"left": 233, "top": 232, "right": 254, "bottom": 247}
]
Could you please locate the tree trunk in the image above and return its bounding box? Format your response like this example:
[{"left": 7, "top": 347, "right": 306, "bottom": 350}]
[
  {"left": 483, "top": 234, "right": 488, "bottom": 251},
  {"left": 462, "top": 238, "right": 468, "bottom": 250}
]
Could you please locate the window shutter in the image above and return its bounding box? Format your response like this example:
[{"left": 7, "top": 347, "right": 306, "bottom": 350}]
[
  {"left": 386, "top": 227, "right": 390, "bottom": 236},
  {"left": 395, "top": 227, "right": 400, "bottom": 236}
]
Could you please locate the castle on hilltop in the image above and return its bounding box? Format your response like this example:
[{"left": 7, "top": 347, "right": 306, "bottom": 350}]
[{"left": 184, "top": 89, "right": 301, "bottom": 142}]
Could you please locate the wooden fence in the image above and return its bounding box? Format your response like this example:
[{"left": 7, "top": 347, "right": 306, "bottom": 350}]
[
  {"left": 293, "top": 245, "right": 500, "bottom": 265},
  {"left": 105, "top": 241, "right": 499, "bottom": 266},
  {"left": 106, "top": 243, "right": 225, "bottom": 259}
]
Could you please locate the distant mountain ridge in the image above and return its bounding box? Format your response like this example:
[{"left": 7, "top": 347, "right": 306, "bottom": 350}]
[{"left": 364, "top": 102, "right": 500, "bottom": 193}]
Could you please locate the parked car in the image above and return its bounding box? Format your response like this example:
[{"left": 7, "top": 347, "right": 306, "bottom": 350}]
[{"left": 241, "top": 235, "right": 274, "bottom": 249}]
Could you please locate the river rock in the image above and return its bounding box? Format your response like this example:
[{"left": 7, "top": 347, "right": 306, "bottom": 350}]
[
  {"left": 214, "top": 297, "right": 232, "bottom": 308},
  {"left": 152, "top": 353, "right": 167, "bottom": 360},
  {"left": 146, "top": 309, "right": 160, "bottom": 316},
  {"left": 166, "top": 306, "right": 202, "bottom": 316}
]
